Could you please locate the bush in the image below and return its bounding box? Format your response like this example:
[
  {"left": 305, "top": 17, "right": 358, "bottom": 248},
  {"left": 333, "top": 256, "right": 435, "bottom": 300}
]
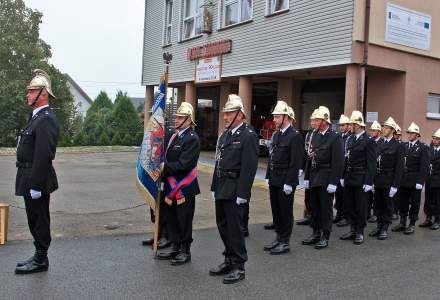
[
  {"left": 73, "top": 131, "right": 87, "bottom": 146},
  {"left": 97, "top": 132, "right": 111, "bottom": 146},
  {"left": 111, "top": 132, "right": 122, "bottom": 145}
]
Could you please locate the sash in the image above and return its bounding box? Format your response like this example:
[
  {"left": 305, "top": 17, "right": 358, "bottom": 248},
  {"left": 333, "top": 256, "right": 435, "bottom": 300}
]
[{"left": 165, "top": 167, "right": 198, "bottom": 205}]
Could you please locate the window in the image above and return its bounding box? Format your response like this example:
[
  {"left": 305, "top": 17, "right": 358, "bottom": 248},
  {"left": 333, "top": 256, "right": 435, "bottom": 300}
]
[
  {"left": 266, "top": 0, "right": 289, "bottom": 15},
  {"left": 427, "top": 93, "right": 440, "bottom": 119},
  {"left": 222, "top": 0, "right": 253, "bottom": 28},
  {"left": 183, "top": 0, "right": 202, "bottom": 40},
  {"left": 164, "top": 0, "right": 173, "bottom": 45}
]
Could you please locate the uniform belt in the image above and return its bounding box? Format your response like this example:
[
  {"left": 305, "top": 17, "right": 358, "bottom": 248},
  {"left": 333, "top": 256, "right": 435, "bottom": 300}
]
[
  {"left": 377, "top": 168, "right": 394, "bottom": 174},
  {"left": 16, "top": 161, "right": 33, "bottom": 168},
  {"left": 216, "top": 169, "right": 240, "bottom": 179}
]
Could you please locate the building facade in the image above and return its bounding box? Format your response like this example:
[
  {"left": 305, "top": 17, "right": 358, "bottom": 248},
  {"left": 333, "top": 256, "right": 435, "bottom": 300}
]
[
  {"left": 65, "top": 74, "right": 93, "bottom": 117},
  {"left": 142, "top": 0, "right": 440, "bottom": 148}
]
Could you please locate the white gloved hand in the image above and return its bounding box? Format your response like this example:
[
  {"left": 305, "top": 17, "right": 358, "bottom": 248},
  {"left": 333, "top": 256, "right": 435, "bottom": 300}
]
[
  {"left": 211, "top": 191, "right": 215, "bottom": 200},
  {"left": 389, "top": 187, "right": 398, "bottom": 198},
  {"left": 236, "top": 197, "right": 248, "bottom": 205},
  {"left": 415, "top": 183, "right": 423, "bottom": 190},
  {"left": 303, "top": 180, "right": 310, "bottom": 189},
  {"left": 363, "top": 185, "right": 373, "bottom": 193},
  {"left": 30, "top": 189, "right": 42, "bottom": 200},
  {"left": 298, "top": 169, "right": 304, "bottom": 177},
  {"left": 340, "top": 179, "right": 345, "bottom": 187},
  {"left": 327, "top": 184, "right": 337, "bottom": 194},
  {"left": 265, "top": 179, "right": 269, "bottom": 186},
  {"left": 160, "top": 182, "right": 164, "bottom": 191},
  {"left": 283, "top": 184, "right": 293, "bottom": 195}
]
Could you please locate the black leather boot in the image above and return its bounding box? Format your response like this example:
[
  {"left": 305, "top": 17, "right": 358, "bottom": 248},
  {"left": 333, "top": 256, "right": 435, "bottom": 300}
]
[
  {"left": 16, "top": 251, "right": 37, "bottom": 267},
  {"left": 15, "top": 250, "right": 49, "bottom": 275},
  {"left": 302, "top": 229, "right": 321, "bottom": 245},
  {"left": 223, "top": 266, "right": 245, "bottom": 284},
  {"left": 263, "top": 238, "right": 280, "bottom": 251},
  {"left": 170, "top": 243, "right": 191, "bottom": 266},
  {"left": 340, "top": 225, "right": 356, "bottom": 240},
  {"left": 369, "top": 223, "right": 382, "bottom": 237},
  {"left": 430, "top": 218, "right": 440, "bottom": 230},
  {"left": 404, "top": 221, "right": 416, "bottom": 235},
  {"left": 157, "top": 243, "right": 180, "bottom": 260},
  {"left": 354, "top": 232, "right": 364, "bottom": 245},
  {"left": 315, "top": 232, "right": 330, "bottom": 249},
  {"left": 270, "top": 242, "right": 290, "bottom": 255},
  {"left": 209, "top": 260, "right": 232, "bottom": 276},
  {"left": 392, "top": 217, "right": 407, "bottom": 232},
  {"left": 419, "top": 217, "right": 433, "bottom": 228},
  {"left": 378, "top": 224, "right": 389, "bottom": 240}
]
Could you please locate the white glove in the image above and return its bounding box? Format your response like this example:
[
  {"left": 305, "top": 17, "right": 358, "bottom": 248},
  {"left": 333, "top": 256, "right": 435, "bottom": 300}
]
[
  {"left": 30, "top": 189, "right": 42, "bottom": 200},
  {"left": 327, "top": 184, "right": 337, "bottom": 193},
  {"left": 265, "top": 179, "right": 269, "bottom": 185},
  {"left": 236, "top": 197, "right": 248, "bottom": 205},
  {"left": 363, "top": 185, "right": 373, "bottom": 193},
  {"left": 211, "top": 191, "right": 215, "bottom": 200},
  {"left": 298, "top": 169, "right": 304, "bottom": 177},
  {"left": 340, "top": 179, "right": 344, "bottom": 187},
  {"left": 415, "top": 183, "right": 423, "bottom": 190},
  {"left": 160, "top": 182, "right": 164, "bottom": 191},
  {"left": 303, "top": 180, "right": 309, "bottom": 189},
  {"left": 283, "top": 184, "right": 293, "bottom": 195},
  {"left": 389, "top": 187, "right": 398, "bottom": 198}
]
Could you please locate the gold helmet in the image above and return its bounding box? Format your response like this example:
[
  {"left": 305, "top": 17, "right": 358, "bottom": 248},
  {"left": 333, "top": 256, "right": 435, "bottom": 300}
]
[
  {"left": 314, "top": 106, "right": 331, "bottom": 124},
  {"left": 349, "top": 110, "right": 365, "bottom": 127},
  {"left": 26, "top": 69, "right": 56, "bottom": 98},
  {"left": 175, "top": 102, "right": 196, "bottom": 125},
  {"left": 338, "top": 114, "right": 350, "bottom": 125},
  {"left": 272, "top": 101, "right": 290, "bottom": 117},
  {"left": 432, "top": 128, "right": 440, "bottom": 138},
  {"left": 382, "top": 117, "right": 397, "bottom": 131},
  {"left": 287, "top": 106, "right": 295, "bottom": 121},
  {"left": 223, "top": 94, "right": 246, "bottom": 117},
  {"left": 370, "top": 120, "right": 381, "bottom": 131},
  {"left": 406, "top": 122, "right": 420, "bottom": 135},
  {"left": 310, "top": 109, "right": 319, "bottom": 120}
]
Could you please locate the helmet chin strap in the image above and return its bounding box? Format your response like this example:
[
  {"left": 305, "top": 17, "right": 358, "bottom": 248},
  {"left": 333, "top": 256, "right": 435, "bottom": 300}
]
[
  {"left": 175, "top": 116, "right": 189, "bottom": 130},
  {"left": 29, "top": 88, "right": 43, "bottom": 107},
  {"left": 227, "top": 110, "right": 240, "bottom": 131},
  {"left": 277, "top": 115, "right": 286, "bottom": 130}
]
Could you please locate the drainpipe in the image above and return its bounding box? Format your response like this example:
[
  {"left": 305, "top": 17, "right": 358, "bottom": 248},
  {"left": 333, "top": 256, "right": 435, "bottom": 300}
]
[{"left": 358, "top": 0, "right": 371, "bottom": 113}]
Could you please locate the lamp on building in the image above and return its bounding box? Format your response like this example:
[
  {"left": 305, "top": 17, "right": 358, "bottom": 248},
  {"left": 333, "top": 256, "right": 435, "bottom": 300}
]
[{"left": 201, "top": 1, "right": 214, "bottom": 34}]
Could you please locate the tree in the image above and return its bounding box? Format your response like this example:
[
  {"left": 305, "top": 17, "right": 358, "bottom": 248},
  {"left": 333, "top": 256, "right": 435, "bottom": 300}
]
[
  {"left": 97, "top": 132, "right": 110, "bottom": 146},
  {"left": 111, "top": 132, "right": 122, "bottom": 145},
  {"left": 0, "top": 0, "right": 76, "bottom": 147},
  {"left": 112, "top": 92, "right": 143, "bottom": 145},
  {"left": 73, "top": 131, "right": 87, "bottom": 146}
]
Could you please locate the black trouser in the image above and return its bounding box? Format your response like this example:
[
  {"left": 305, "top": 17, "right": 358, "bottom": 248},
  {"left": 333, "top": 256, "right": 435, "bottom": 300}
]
[
  {"left": 374, "top": 187, "right": 394, "bottom": 225},
  {"left": 163, "top": 196, "right": 195, "bottom": 246},
  {"left": 310, "top": 187, "right": 333, "bottom": 238},
  {"left": 424, "top": 187, "right": 440, "bottom": 220},
  {"left": 399, "top": 187, "right": 422, "bottom": 223},
  {"left": 343, "top": 186, "right": 369, "bottom": 233},
  {"left": 304, "top": 189, "right": 312, "bottom": 215},
  {"left": 215, "top": 199, "right": 247, "bottom": 269},
  {"left": 240, "top": 202, "right": 249, "bottom": 232},
  {"left": 393, "top": 190, "right": 401, "bottom": 215},
  {"left": 269, "top": 186, "right": 295, "bottom": 243},
  {"left": 150, "top": 206, "right": 168, "bottom": 239},
  {"left": 334, "top": 182, "right": 345, "bottom": 218},
  {"left": 368, "top": 192, "right": 375, "bottom": 218},
  {"left": 24, "top": 195, "right": 51, "bottom": 251}
]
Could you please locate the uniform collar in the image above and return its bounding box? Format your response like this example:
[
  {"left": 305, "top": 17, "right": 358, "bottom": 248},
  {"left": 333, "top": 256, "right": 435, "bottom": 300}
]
[
  {"left": 230, "top": 122, "right": 244, "bottom": 135},
  {"left": 355, "top": 130, "right": 365, "bottom": 140},
  {"left": 280, "top": 124, "right": 291, "bottom": 134},
  {"left": 319, "top": 126, "right": 329, "bottom": 135},
  {"left": 177, "top": 127, "right": 190, "bottom": 137},
  {"left": 32, "top": 105, "right": 49, "bottom": 117}
]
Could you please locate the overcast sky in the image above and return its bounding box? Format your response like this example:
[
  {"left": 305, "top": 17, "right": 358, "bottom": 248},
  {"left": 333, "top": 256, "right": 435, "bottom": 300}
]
[{"left": 24, "top": 0, "right": 146, "bottom": 100}]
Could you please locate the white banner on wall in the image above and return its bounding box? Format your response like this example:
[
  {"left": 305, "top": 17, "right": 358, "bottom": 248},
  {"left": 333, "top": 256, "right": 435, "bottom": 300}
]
[
  {"left": 385, "top": 3, "right": 431, "bottom": 51},
  {"left": 195, "top": 56, "right": 222, "bottom": 83}
]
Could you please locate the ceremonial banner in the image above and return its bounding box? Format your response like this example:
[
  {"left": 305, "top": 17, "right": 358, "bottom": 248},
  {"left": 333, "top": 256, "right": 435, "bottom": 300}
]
[{"left": 136, "top": 75, "right": 167, "bottom": 209}]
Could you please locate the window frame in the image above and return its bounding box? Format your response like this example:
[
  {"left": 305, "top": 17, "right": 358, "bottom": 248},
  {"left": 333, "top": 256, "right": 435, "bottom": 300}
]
[
  {"left": 426, "top": 93, "right": 440, "bottom": 119},
  {"left": 181, "top": 0, "right": 203, "bottom": 41},
  {"left": 265, "top": 0, "right": 290, "bottom": 17},
  {"left": 163, "top": 0, "right": 174, "bottom": 46},
  {"left": 221, "top": 0, "right": 254, "bottom": 29}
]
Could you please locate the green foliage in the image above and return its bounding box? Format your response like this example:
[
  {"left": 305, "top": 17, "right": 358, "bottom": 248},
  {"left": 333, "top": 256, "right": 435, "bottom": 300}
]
[
  {"left": 121, "top": 133, "right": 133, "bottom": 146},
  {"left": 97, "top": 132, "right": 110, "bottom": 146},
  {"left": 111, "top": 131, "right": 122, "bottom": 145},
  {"left": 112, "top": 92, "right": 143, "bottom": 145},
  {"left": 73, "top": 130, "right": 87, "bottom": 146},
  {"left": 0, "top": 0, "right": 77, "bottom": 147}
]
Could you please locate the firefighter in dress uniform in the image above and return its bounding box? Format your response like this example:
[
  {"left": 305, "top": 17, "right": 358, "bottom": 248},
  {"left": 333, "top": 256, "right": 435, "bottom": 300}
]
[{"left": 367, "top": 120, "right": 383, "bottom": 223}]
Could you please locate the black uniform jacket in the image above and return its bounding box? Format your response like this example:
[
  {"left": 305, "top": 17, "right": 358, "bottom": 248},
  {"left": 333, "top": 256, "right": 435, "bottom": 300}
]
[
  {"left": 15, "top": 107, "right": 59, "bottom": 196},
  {"left": 426, "top": 146, "right": 440, "bottom": 188},
  {"left": 400, "top": 140, "right": 430, "bottom": 188},
  {"left": 374, "top": 137, "right": 404, "bottom": 189},
  {"left": 265, "top": 126, "right": 304, "bottom": 187},
  {"left": 211, "top": 123, "right": 259, "bottom": 200},
  {"left": 343, "top": 132, "right": 377, "bottom": 187},
  {"left": 304, "top": 128, "right": 344, "bottom": 188},
  {"left": 163, "top": 127, "right": 201, "bottom": 197}
]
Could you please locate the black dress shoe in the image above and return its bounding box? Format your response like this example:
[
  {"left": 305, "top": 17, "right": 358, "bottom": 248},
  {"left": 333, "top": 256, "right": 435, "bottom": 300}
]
[
  {"left": 369, "top": 225, "right": 381, "bottom": 237},
  {"left": 367, "top": 215, "right": 378, "bottom": 223},
  {"left": 223, "top": 269, "right": 245, "bottom": 284},
  {"left": 377, "top": 229, "right": 388, "bottom": 240},
  {"left": 263, "top": 240, "right": 279, "bottom": 251},
  {"left": 430, "top": 222, "right": 440, "bottom": 230},
  {"left": 157, "top": 245, "right": 180, "bottom": 260},
  {"left": 170, "top": 253, "right": 191, "bottom": 266},
  {"left": 209, "top": 262, "right": 232, "bottom": 276},
  {"left": 296, "top": 218, "right": 311, "bottom": 226},
  {"left": 264, "top": 223, "right": 275, "bottom": 230},
  {"left": 392, "top": 223, "right": 406, "bottom": 232},
  {"left": 354, "top": 233, "right": 364, "bottom": 245},
  {"left": 302, "top": 231, "right": 321, "bottom": 245},
  {"left": 340, "top": 230, "right": 356, "bottom": 240},
  {"left": 336, "top": 218, "right": 349, "bottom": 227},
  {"left": 314, "top": 238, "right": 329, "bottom": 249},
  {"left": 16, "top": 256, "right": 35, "bottom": 268},
  {"left": 142, "top": 238, "right": 154, "bottom": 246},
  {"left": 157, "top": 238, "right": 171, "bottom": 249},
  {"left": 404, "top": 225, "right": 415, "bottom": 235},
  {"left": 270, "top": 243, "right": 290, "bottom": 255},
  {"left": 419, "top": 219, "right": 433, "bottom": 228},
  {"left": 15, "top": 258, "right": 49, "bottom": 275}
]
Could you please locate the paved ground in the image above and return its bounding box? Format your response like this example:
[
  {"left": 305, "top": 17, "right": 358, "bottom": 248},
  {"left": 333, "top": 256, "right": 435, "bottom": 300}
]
[{"left": 0, "top": 223, "right": 439, "bottom": 300}]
